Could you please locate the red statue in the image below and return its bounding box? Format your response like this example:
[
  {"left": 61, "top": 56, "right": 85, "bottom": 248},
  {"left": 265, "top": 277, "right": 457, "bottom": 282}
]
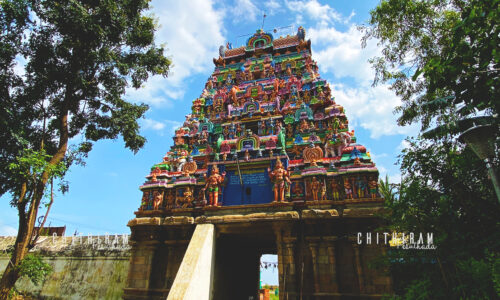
[
  {"left": 204, "top": 165, "right": 226, "bottom": 206},
  {"left": 268, "top": 159, "right": 291, "bottom": 202}
]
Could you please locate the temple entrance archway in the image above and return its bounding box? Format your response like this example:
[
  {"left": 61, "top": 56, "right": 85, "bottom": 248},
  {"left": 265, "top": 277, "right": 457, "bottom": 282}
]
[
  {"left": 212, "top": 220, "right": 277, "bottom": 300},
  {"left": 123, "top": 212, "right": 393, "bottom": 300}
]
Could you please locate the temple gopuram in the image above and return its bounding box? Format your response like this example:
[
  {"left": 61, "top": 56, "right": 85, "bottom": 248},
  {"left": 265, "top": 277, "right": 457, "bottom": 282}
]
[{"left": 124, "top": 28, "right": 392, "bottom": 300}]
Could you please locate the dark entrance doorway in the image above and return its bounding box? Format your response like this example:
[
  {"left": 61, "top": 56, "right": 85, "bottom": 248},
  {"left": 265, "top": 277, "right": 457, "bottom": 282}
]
[{"left": 212, "top": 224, "right": 277, "bottom": 300}]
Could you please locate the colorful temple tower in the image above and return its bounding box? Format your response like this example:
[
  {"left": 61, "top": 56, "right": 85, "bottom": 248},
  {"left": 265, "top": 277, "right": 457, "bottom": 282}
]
[{"left": 124, "top": 28, "right": 392, "bottom": 300}]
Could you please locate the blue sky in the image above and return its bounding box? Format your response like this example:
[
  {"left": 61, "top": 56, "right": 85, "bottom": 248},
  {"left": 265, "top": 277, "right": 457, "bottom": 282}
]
[{"left": 1, "top": 0, "right": 418, "bottom": 284}]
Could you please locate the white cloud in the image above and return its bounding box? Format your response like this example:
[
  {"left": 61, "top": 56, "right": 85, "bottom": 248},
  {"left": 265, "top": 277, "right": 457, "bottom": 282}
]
[
  {"left": 13, "top": 55, "right": 26, "bottom": 78},
  {"left": 308, "top": 25, "right": 378, "bottom": 83},
  {"left": 142, "top": 118, "right": 166, "bottom": 131},
  {"left": 332, "top": 82, "right": 418, "bottom": 139},
  {"left": 141, "top": 118, "right": 182, "bottom": 135},
  {"left": 388, "top": 173, "right": 402, "bottom": 184},
  {"left": 126, "top": 0, "right": 225, "bottom": 107},
  {"left": 285, "top": 0, "right": 345, "bottom": 26},
  {"left": 231, "top": 0, "right": 260, "bottom": 22},
  {"left": 369, "top": 152, "right": 388, "bottom": 161},
  {"left": 376, "top": 165, "right": 401, "bottom": 184},
  {"left": 0, "top": 224, "right": 17, "bottom": 236},
  {"left": 126, "top": 76, "right": 179, "bottom": 108},
  {"left": 397, "top": 139, "right": 411, "bottom": 152},
  {"left": 377, "top": 164, "right": 388, "bottom": 175},
  {"left": 264, "top": 0, "right": 282, "bottom": 15}
]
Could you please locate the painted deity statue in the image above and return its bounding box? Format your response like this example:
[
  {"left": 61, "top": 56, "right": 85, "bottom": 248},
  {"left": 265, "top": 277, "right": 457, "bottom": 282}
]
[
  {"left": 267, "top": 159, "right": 291, "bottom": 202},
  {"left": 236, "top": 124, "right": 243, "bottom": 137},
  {"left": 299, "top": 119, "right": 309, "bottom": 133},
  {"left": 166, "top": 190, "right": 176, "bottom": 209},
  {"left": 152, "top": 191, "right": 163, "bottom": 210},
  {"left": 292, "top": 182, "right": 304, "bottom": 196},
  {"left": 199, "top": 129, "right": 209, "bottom": 144},
  {"left": 286, "top": 124, "right": 294, "bottom": 138},
  {"left": 330, "top": 179, "right": 340, "bottom": 201},
  {"left": 356, "top": 176, "right": 367, "bottom": 198},
  {"left": 309, "top": 177, "right": 321, "bottom": 201},
  {"left": 344, "top": 179, "right": 353, "bottom": 199},
  {"left": 368, "top": 177, "right": 378, "bottom": 199},
  {"left": 228, "top": 123, "right": 236, "bottom": 139},
  {"left": 223, "top": 126, "right": 230, "bottom": 139},
  {"left": 140, "top": 191, "right": 149, "bottom": 210},
  {"left": 258, "top": 121, "right": 266, "bottom": 136},
  {"left": 230, "top": 86, "right": 240, "bottom": 107},
  {"left": 320, "top": 180, "right": 327, "bottom": 201},
  {"left": 180, "top": 187, "right": 194, "bottom": 208},
  {"left": 325, "top": 131, "right": 351, "bottom": 158},
  {"left": 204, "top": 165, "right": 226, "bottom": 206}
]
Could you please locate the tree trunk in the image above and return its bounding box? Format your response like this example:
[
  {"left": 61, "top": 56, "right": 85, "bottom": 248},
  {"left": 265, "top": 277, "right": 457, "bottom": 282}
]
[
  {"left": 0, "top": 111, "right": 69, "bottom": 299},
  {"left": 0, "top": 202, "right": 32, "bottom": 299}
]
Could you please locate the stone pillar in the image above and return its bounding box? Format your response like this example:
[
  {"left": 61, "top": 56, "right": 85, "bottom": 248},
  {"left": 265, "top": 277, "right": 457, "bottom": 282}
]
[
  {"left": 126, "top": 240, "right": 159, "bottom": 290},
  {"left": 274, "top": 224, "right": 297, "bottom": 300},
  {"left": 275, "top": 226, "right": 285, "bottom": 295},
  {"left": 123, "top": 240, "right": 160, "bottom": 299},
  {"left": 164, "top": 239, "right": 190, "bottom": 290},
  {"left": 349, "top": 237, "right": 365, "bottom": 293},
  {"left": 307, "top": 237, "right": 320, "bottom": 293},
  {"left": 283, "top": 237, "right": 297, "bottom": 299},
  {"left": 324, "top": 236, "right": 339, "bottom": 293}
]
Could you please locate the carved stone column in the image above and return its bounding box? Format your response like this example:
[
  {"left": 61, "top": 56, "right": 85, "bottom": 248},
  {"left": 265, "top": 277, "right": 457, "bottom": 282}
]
[
  {"left": 349, "top": 237, "right": 365, "bottom": 293},
  {"left": 123, "top": 239, "right": 160, "bottom": 300},
  {"left": 324, "top": 236, "right": 339, "bottom": 292},
  {"left": 274, "top": 224, "right": 297, "bottom": 299},
  {"left": 283, "top": 237, "right": 297, "bottom": 291},
  {"left": 307, "top": 237, "right": 321, "bottom": 293},
  {"left": 164, "top": 239, "right": 190, "bottom": 290}
]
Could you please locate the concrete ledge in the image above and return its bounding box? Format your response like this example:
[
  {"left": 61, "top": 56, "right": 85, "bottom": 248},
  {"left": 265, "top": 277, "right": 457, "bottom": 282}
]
[
  {"left": 343, "top": 207, "right": 385, "bottom": 218},
  {"left": 194, "top": 211, "right": 300, "bottom": 224},
  {"left": 128, "top": 217, "right": 162, "bottom": 226},
  {"left": 129, "top": 206, "right": 386, "bottom": 227},
  {"left": 128, "top": 216, "right": 194, "bottom": 227},
  {"left": 302, "top": 209, "right": 339, "bottom": 219},
  {"left": 163, "top": 216, "right": 195, "bottom": 225}
]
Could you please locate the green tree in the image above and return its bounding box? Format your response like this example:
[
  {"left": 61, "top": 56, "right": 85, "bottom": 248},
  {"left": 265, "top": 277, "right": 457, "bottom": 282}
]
[
  {"left": 363, "top": 0, "right": 500, "bottom": 298},
  {"left": 380, "top": 138, "right": 499, "bottom": 298},
  {"left": 361, "top": 0, "right": 499, "bottom": 137},
  {"left": 0, "top": 0, "right": 171, "bottom": 297}
]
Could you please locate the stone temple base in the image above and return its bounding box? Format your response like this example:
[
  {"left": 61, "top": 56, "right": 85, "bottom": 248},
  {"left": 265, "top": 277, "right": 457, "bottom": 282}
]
[{"left": 123, "top": 201, "right": 392, "bottom": 300}]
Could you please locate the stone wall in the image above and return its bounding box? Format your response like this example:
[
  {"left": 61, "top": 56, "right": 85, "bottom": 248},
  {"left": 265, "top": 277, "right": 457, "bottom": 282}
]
[{"left": 0, "top": 235, "right": 130, "bottom": 300}]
